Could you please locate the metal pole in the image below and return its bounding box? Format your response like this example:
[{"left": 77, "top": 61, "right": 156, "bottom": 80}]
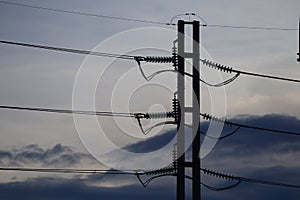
[
  {"left": 192, "top": 20, "right": 201, "bottom": 200},
  {"left": 177, "top": 20, "right": 185, "bottom": 200},
  {"left": 297, "top": 20, "right": 300, "bottom": 62}
]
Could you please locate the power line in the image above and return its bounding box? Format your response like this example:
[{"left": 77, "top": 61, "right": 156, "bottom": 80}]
[
  {"left": 1, "top": 166, "right": 300, "bottom": 190},
  {"left": 0, "top": 167, "right": 136, "bottom": 175},
  {"left": 0, "top": 105, "right": 135, "bottom": 118},
  {"left": 135, "top": 56, "right": 300, "bottom": 86},
  {"left": 0, "top": 1, "right": 298, "bottom": 31},
  {"left": 201, "top": 168, "right": 300, "bottom": 189},
  {"left": 135, "top": 57, "right": 240, "bottom": 86},
  {"left": 205, "top": 24, "right": 298, "bottom": 31},
  {"left": 1, "top": 39, "right": 299, "bottom": 86},
  {"left": 182, "top": 123, "right": 241, "bottom": 140},
  {"left": 185, "top": 175, "right": 242, "bottom": 191},
  {"left": 0, "top": 40, "right": 135, "bottom": 60},
  {"left": 200, "top": 113, "right": 300, "bottom": 137},
  {"left": 201, "top": 59, "right": 300, "bottom": 84},
  {"left": 184, "top": 71, "right": 240, "bottom": 87},
  {"left": 0, "top": 1, "right": 168, "bottom": 26}
]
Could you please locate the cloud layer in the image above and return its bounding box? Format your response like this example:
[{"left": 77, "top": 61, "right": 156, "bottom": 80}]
[
  {"left": 0, "top": 144, "right": 97, "bottom": 168},
  {"left": 1, "top": 114, "right": 300, "bottom": 199}
]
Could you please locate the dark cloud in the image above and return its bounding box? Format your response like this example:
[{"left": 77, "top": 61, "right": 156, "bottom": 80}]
[
  {"left": 123, "top": 130, "right": 176, "bottom": 153},
  {"left": 0, "top": 176, "right": 175, "bottom": 200},
  {"left": 0, "top": 144, "right": 97, "bottom": 167},
  {"left": 1, "top": 114, "right": 300, "bottom": 199},
  {"left": 203, "top": 114, "right": 300, "bottom": 169}
]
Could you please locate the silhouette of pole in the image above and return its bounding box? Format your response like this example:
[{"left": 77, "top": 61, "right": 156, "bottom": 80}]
[
  {"left": 297, "top": 19, "right": 300, "bottom": 62},
  {"left": 176, "top": 20, "right": 201, "bottom": 200},
  {"left": 177, "top": 20, "right": 185, "bottom": 200},
  {"left": 192, "top": 20, "right": 201, "bottom": 200}
]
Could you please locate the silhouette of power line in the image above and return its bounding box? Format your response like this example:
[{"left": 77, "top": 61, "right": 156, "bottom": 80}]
[
  {"left": 0, "top": 40, "right": 135, "bottom": 60},
  {"left": 0, "top": 1, "right": 298, "bottom": 31},
  {"left": 135, "top": 57, "right": 240, "bottom": 86},
  {"left": 201, "top": 168, "right": 300, "bottom": 189},
  {"left": 200, "top": 113, "right": 300, "bottom": 137},
  {"left": 0, "top": 1, "right": 168, "bottom": 25},
  {"left": 0, "top": 167, "right": 135, "bottom": 174},
  {"left": 1, "top": 166, "right": 300, "bottom": 190},
  {"left": 2, "top": 104, "right": 298, "bottom": 137},
  {"left": 201, "top": 59, "right": 300, "bottom": 83},
  {"left": 205, "top": 24, "right": 298, "bottom": 31},
  {"left": 0, "top": 105, "right": 135, "bottom": 118},
  {"left": 2, "top": 39, "right": 300, "bottom": 86}
]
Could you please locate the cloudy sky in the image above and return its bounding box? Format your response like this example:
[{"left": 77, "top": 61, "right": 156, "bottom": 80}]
[{"left": 0, "top": 0, "right": 300, "bottom": 199}]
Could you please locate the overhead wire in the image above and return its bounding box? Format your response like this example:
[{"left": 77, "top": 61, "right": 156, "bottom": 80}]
[
  {"left": 0, "top": 167, "right": 136, "bottom": 175},
  {"left": 200, "top": 113, "right": 300, "bottom": 137},
  {"left": 137, "top": 121, "right": 176, "bottom": 135},
  {"left": 0, "top": 1, "right": 169, "bottom": 26},
  {"left": 183, "top": 71, "right": 240, "bottom": 87},
  {"left": 0, "top": 1, "right": 298, "bottom": 31},
  {"left": 201, "top": 59, "right": 300, "bottom": 84},
  {"left": 201, "top": 168, "right": 300, "bottom": 190},
  {"left": 2, "top": 40, "right": 299, "bottom": 85},
  {"left": 1, "top": 105, "right": 299, "bottom": 137},
  {"left": 205, "top": 24, "right": 298, "bottom": 31},
  {"left": 134, "top": 57, "right": 176, "bottom": 81},
  {"left": 0, "top": 105, "right": 135, "bottom": 118},
  {"left": 136, "top": 173, "right": 175, "bottom": 187},
  {"left": 0, "top": 40, "right": 135, "bottom": 60},
  {"left": 184, "top": 175, "right": 242, "bottom": 191},
  {"left": 1, "top": 167, "right": 300, "bottom": 189},
  {"left": 1, "top": 1, "right": 299, "bottom": 192},
  {"left": 183, "top": 123, "right": 241, "bottom": 140},
  {"left": 135, "top": 57, "right": 238, "bottom": 86}
]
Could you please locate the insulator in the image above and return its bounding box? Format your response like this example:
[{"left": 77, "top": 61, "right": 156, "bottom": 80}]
[
  {"left": 172, "top": 146, "right": 177, "bottom": 169},
  {"left": 144, "top": 56, "right": 174, "bottom": 63},
  {"left": 147, "top": 112, "right": 174, "bottom": 119},
  {"left": 202, "top": 168, "right": 235, "bottom": 181},
  {"left": 172, "top": 96, "right": 179, "bottom": 122},
  {"left": 201, "top": 59, "right": 233, "bottom": 74},
  {"left": 202, "top": 113, "right": 233, "bottom": 126},
  {"left": 172, "top": 46, "right": 178, "bottom": 69},
  {"left": 143, "top": 167, "right": 175, "bottom": 175}
]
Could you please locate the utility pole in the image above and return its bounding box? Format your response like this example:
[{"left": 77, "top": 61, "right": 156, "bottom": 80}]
[
  {"left": 177, "top": 20, "right": 201, "bottom": 200},
  {"left": 297, "top": 19, "right": 300, "bottom": 62}
]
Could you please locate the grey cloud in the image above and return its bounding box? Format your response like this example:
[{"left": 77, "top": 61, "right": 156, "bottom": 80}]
[
  {"left": 1, "top": 114, "right": 300, "bottom": 199},
  {"left": 0, "top": 144, "right": 97, "bottom": 168}
]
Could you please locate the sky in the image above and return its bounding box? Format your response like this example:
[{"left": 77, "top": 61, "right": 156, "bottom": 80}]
[{"left": 0, "top": 0, "right": 300, "bottom": 199}]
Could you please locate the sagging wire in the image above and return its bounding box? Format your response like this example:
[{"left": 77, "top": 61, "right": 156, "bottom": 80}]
[
  {"left": 134, "top": 112, "right": 175, "bottom": 135},
  {"left": 199, "top": 168, "right": 242, "bottom": 191},
  {"left": 135, "top": 56, "right": 238, "bottom": 87},
  {"left": 200, "top": 113, "right": 300, "bottom": 136},
  {"left": 142, "top": 121, "right": 177, "bottom": 135},
  {"left": 201, "top": 180, "right": 242, "bottom": 191},
  {"left": 200, "top": 127, "right": 241, "bottom": 140},
  {"left": 184, "top": 71, "right": 241, "bottom": 87},
  {"left": 184, "top": 122, "right": 240, "bottom": 140},
  {"left": 201, "top": 168, "right": 300, "bottom": 189},
  {"left": 134, "top": 95, "right": 179, "bottom": 135},
  {"left": 184, "top": 174, "right": 242, "bottom": 191},
  {"left": 135, "top": 167, "right": 176, "bottom": 187},
  {"left": 134, "top": 56, "right": 175, "bottom": 81},
  {"left": 201, "top": 59, "right": 300, "bottom": 83},
  {"left": 135, "top": 145, "right": 178, "bottom": 187}
]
